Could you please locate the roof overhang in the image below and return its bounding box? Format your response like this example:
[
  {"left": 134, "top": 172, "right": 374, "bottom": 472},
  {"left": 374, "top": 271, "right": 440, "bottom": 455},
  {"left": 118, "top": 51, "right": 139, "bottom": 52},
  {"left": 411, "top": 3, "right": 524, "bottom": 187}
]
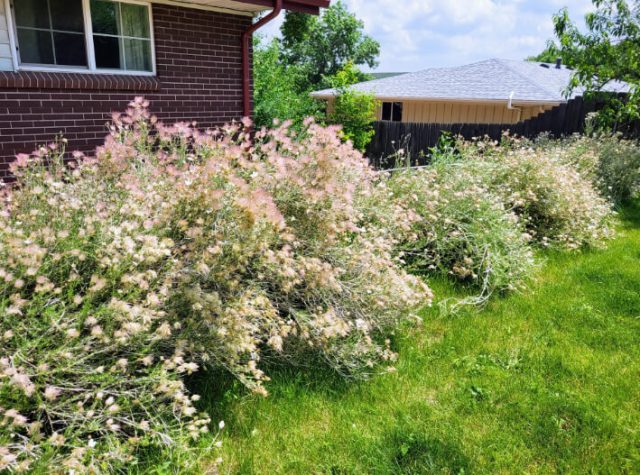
[
  {"left": 157, "top": 0, "right": 329, "bottom": 15},
  {"left": 311, "top": 92, "right": 564, "bottom": 106}
]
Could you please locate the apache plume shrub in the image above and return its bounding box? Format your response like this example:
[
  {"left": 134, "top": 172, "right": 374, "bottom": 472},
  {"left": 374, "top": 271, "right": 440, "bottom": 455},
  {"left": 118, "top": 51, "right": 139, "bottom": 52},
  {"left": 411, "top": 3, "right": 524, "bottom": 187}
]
[
  {"left": 388, "top": 164, "right": 535, "bottom": 302},
  {"left": 457, "top": 138, "right": 614, "bottom": 249},
  {"left": 0, "top": 99, "right": 430, "bottom": 472},
  {"left": 561, "top": 134, "right": 640, "bottom": 205}
]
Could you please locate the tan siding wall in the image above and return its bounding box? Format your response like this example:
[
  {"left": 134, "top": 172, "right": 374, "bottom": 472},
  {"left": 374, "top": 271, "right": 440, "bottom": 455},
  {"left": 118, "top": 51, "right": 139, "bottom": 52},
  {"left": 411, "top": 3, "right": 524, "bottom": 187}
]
[
  {"left": 325, "top": 98, "right": 555, "bottom": 125},
  {"left": 393, "top": 101, "right": 552, "bottom": 124},
  {"left": 0, "top": 2, "right": 13, "bottom": 71}
]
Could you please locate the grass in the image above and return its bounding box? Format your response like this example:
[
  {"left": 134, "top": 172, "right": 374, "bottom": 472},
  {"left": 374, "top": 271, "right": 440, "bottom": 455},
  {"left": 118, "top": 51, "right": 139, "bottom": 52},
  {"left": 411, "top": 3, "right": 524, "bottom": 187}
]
[{"left": 198, "top": 202, "right": 640, "bottom": 474}]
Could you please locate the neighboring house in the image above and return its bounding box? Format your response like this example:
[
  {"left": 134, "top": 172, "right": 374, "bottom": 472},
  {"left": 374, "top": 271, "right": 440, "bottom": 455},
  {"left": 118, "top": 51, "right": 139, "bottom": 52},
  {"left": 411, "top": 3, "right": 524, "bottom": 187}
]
[
  {"left": 0, "top": 0, "right": 329, "bottom": 179},
  {"left": 312, "top": 58, "right": 629, "bottom": 125}
]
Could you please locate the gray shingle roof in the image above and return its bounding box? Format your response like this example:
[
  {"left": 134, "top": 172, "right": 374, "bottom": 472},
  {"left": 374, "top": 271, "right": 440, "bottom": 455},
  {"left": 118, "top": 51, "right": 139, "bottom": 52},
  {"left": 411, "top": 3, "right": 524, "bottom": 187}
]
[{"left": 312, "top": 58, "right": 629, "bottom": 104}]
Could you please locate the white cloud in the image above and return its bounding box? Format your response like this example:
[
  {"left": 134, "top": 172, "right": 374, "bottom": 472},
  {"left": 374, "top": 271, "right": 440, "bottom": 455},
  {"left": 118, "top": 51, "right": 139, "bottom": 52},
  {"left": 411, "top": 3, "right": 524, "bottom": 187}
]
[{"left": 260, "top": 0, "right": 594, "bottom": 71}]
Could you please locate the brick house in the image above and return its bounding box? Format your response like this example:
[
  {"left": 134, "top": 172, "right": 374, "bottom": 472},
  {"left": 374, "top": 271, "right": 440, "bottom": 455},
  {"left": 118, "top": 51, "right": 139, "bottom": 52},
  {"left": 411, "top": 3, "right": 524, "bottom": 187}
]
[{"left": 0, "top": 0, "right": 329, "bottom": 178}]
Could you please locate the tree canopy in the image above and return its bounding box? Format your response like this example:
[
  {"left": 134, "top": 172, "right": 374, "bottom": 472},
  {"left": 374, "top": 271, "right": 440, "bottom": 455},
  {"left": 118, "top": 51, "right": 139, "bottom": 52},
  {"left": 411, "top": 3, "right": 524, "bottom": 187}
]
[
  {"left": 280, "top": 0, "right": 380, "bottom": 89},
  {"left": 253, "top": 0, "right": 381, "bottom": 149},
  {"left": 533, "top": 0, "right": 640, "bottom": 126}
]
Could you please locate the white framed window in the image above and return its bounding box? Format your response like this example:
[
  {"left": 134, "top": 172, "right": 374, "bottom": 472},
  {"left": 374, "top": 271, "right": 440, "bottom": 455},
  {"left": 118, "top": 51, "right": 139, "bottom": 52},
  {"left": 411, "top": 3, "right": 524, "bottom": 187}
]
[
  {"left": 381, "top": 102, "right": 403, "bottom": 122},
  {"left": 5, "top": 0, "right": 156, "bottom": 75}
]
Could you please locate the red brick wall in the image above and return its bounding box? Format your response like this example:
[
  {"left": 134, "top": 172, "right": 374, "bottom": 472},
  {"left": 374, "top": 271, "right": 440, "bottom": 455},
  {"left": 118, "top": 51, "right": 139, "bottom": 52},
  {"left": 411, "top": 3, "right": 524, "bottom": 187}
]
[{"left": 0, "top": 4, "right": 252, "bottom": 179}]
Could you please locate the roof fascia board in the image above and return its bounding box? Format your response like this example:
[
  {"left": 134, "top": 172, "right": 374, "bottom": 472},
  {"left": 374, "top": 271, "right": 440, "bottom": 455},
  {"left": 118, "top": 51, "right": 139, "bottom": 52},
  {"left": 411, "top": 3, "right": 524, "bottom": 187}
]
[
  {"left": 152, "top": 0, "right": 326, "bottom": 15},
  {"left": 235, "top": 0, "right": 325, "bottom": 13},
  {"left": 151, "top": 0, "right": 256, "bottom": 16},
  {"left": 312, "top": 94, "right": 564, "bottom": 106}
]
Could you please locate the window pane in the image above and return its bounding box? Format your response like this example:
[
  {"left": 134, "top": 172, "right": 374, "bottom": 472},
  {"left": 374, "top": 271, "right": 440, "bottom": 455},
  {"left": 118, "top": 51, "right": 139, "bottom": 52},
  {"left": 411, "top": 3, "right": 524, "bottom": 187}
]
[
  {"left": 124, "top": 39, "right": 151, "bottom": 71},
  {"left": 54, "top": 33, "right": 87, "bottom": 66},
  {"left": 393, "top": 102, "right": 403, "bottom": 122},
  {"left": 14, "top": 0, "right": 50, "bottom": 29},
  {"left": 382, "top": 102, "right": 392, "bottom": 121},
  {"left": 50, "top": 0, "right": 85, "bottom": 32},
  {"left": 17, "top": 28, "right": 54, "bottom": 64},
  {"left": 94, "top": 36, "right": 121, "bottom": 69},
  {"left": 120, "top": 3, "right": 150, "bottom": 38},
  {"left": 91, "top": 0, "right": 120, "bottom": 35}
]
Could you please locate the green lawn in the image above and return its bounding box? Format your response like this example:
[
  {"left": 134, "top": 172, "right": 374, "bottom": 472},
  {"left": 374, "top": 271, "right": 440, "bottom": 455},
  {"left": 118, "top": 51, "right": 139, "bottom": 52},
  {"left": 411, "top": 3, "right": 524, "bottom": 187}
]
[{"left": 202, "top": 202, "right": 640, "bottom": 474}]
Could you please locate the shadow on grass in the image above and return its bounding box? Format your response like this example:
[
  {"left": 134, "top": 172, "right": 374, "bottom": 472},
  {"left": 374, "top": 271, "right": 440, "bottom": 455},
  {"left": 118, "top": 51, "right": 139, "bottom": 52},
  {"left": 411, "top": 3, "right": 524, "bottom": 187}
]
[
  {"left": 186, "top": 353, "right": 359, "bottom": 429},
  {"left": 616, "top": 199, "right": 640, "bottom": 229}
]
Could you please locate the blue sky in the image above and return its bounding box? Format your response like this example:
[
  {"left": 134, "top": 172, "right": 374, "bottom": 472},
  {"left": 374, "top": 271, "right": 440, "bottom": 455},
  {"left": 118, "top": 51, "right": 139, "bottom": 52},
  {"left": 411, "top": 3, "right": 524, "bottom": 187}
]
[{"left": 262, "top": 0, "right": 593, "bottom": 72}]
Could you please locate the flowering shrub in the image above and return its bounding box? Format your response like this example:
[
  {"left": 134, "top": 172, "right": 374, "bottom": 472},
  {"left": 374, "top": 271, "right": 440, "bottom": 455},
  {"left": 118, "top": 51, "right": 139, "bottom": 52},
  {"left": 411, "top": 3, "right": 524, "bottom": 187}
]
[
  {"left": 0, "top": 99, "right": 430, "bottom": 472},
  {"left": 456, "top": 138, "right": 614, "bottom": 249},
  {"left": 561, "top": 134, "right": 640, "bottom": 205},
  {"left": 388, "top": 164, "right": 535, "bottom": 302}
]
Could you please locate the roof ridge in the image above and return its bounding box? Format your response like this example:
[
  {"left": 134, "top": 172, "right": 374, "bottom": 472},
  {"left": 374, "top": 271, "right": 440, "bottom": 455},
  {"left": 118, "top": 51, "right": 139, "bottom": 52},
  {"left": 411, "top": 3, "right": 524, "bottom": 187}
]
[{"left": 495, "top": 58, "right": 561, "bottom": 100}]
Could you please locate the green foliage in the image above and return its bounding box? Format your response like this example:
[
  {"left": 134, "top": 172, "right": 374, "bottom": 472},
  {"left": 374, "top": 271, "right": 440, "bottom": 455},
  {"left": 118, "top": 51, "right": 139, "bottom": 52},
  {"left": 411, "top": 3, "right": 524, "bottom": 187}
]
[
  {"left": 561, "top": 132, "right": 640, "bottom": 204},
  {"left": 210, "top": 201, "right": 640, "bottom": 475},
  {"left": 382, "top": 135, "right": 615, "bottom": 306},
  {"left": 253, "top": 37, "right": 321, "bottom": 128},
  {"left": 527, "top": 41, "right": 571, "bottom": 65},
  {"left": 541, "top": 0, "right": 640, "bottom": 126},
  {"left": 456, "top": 137, "right": 615, "bottom": 249},
  {"left": 328, "top": 63, "right": 378, "bottom": 151},
  {"left": 280, "top": 1, "right": 380, "bottom": 89},
  {"left": 389, "top": 163, "right": 535, "bottom": 305},
  {"left": 252, "top": 2, "right": 380, "bottom": 133}
]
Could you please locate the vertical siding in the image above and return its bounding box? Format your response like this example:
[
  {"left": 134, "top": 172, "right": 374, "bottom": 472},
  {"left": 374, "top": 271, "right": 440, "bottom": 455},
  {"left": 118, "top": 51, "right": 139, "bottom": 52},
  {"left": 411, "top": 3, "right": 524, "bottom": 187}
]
[
  {"left": 373, "top": 100, "right": 552, "bottom": 125},
  {"left": 0, "top": 2, "right": 13, "bottom": 71},
  {"left": 327, "top": 98, "right": 555, "bottom": 125}
]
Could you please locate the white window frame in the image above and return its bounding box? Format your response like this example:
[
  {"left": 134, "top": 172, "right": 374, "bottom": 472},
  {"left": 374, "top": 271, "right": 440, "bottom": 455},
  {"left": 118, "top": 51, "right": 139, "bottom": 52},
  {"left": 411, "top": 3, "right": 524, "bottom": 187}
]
[{"left": 4, "top": 0, "right": 157, "bottom": 76}]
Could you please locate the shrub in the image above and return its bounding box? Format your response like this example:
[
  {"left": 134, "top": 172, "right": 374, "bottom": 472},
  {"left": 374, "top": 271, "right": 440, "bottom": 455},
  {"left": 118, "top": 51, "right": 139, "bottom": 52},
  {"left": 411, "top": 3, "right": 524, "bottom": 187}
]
[
  {"left": 0, "top": 99, "right": 431, "bottom": 471},
  {"left": 456, "top": 138, "right": 614, "bottom": 249},
  {"left": 561, "top": 134, "right": 640, "bottom": 205},
  {"left": 253, "top": 37, "right": 322, "bottom": 129},
  {"left": 388, "top": 163, "right": 535, "bottom": 303},
  {"left": 328, "top": 63, "right": 378, "bottom": 152}
]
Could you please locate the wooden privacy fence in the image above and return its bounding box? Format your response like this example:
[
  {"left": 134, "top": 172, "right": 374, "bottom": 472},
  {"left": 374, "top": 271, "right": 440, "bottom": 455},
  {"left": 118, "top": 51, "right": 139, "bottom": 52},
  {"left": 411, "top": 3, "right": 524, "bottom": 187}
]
[{"left": 366, "top": 97, "right": 640, "bottom": 168}]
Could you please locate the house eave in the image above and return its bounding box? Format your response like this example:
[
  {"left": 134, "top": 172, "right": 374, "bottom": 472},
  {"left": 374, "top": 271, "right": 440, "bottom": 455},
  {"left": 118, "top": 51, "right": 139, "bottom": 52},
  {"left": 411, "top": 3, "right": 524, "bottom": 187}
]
[
  {"left": 154, "top": 0, "right": 328, "bottom": 15},
  {"left": 311, "top": 93, "right": 564, "bottom": 106}
]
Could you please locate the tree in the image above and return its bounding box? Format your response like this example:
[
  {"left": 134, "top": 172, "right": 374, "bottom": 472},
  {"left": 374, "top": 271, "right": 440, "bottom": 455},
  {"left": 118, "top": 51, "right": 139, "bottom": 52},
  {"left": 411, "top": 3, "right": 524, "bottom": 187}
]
[
  {"left": 253, "top": 37, "right": 322, "bottom": 128},
  {"left": 527, "top": 41, "right": 572, "bottom": 65},
  {"left": 280, "top": 1, "right": 380, "bottom": 89},
  {"left": 540, "top": 0, "right": 640, "bottom": 126},
  {"left": 328, "top": 63, "right": 378, "bottom": 151}
]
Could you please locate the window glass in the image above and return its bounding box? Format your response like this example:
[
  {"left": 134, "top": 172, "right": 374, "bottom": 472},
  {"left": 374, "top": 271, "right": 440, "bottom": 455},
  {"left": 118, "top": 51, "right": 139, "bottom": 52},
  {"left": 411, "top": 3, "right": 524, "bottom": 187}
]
[
  {"left": 392, "top": 102, "right": 403, "bottom": 122},
  {"left": 121, "top": 3, "right": 150, "bottom": 38},
  {"left": 50, "top": 0, "right": 84, "bottom": 32},
  {"left": 12, "top": 0, "right": 153, "bottom": 73},
  {"left": 14, "top": 0, "right": 50, "bottom": 29},
  {"left": 16, "top": 29, "right": 54, "bottom": 64},
  {"left": 382, "top": 102, "right": 392, "bottom": 121},
  {"left": 123, "top": 39, "right": 152, "bottom": 71},
  {"left": 91, "top": 0, "right": 119, "bottom": 35},
  {"left": 91, "top": 0, "right": 153, "bottom": 72},
  {"left": 94, "top": 36, "right": 121, "bottom": 69},
  {"left": 54, "top": 33, "right": 88, "bottom": 66},
  {"left": 14, "top": 0, "right": 87, "bottom": 67}
]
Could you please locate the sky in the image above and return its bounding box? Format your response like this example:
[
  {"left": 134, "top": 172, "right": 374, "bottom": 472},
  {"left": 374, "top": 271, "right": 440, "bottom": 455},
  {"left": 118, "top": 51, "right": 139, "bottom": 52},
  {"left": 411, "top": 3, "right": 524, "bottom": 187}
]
[{"left": 261, "top": 0, "right": 594, "bottom": 72}]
